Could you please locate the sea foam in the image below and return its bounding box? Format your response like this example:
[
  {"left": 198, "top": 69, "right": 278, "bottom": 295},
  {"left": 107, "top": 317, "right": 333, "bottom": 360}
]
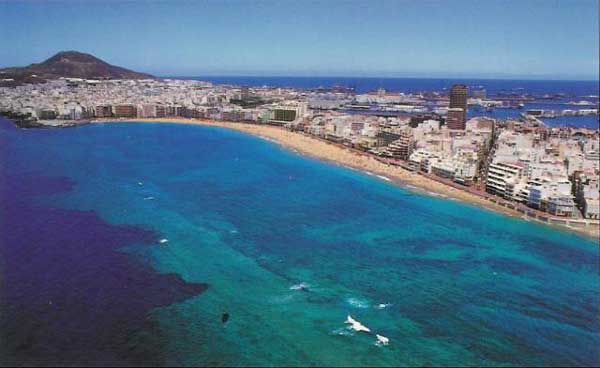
[{"left": 347, "top": 297, "right": 370, "bottom": 309}]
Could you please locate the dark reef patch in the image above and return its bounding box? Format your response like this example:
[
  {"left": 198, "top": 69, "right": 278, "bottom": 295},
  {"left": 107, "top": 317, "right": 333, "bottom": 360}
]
[{"left": 0, "top": 174, "right": 208, "bottom": 366}]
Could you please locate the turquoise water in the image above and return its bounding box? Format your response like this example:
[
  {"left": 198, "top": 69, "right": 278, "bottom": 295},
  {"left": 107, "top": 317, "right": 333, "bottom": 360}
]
[{"left": 1, "top": 120, "right": 598, "bottom": 366}]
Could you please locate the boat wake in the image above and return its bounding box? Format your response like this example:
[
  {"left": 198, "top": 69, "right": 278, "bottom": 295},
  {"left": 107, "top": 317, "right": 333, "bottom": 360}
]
[
  {"left": 347, "top": 297, "right": 370, "bottom": 309},
  {"left": 375, "top": 334, "right": 390, "bottom": 346},
  {"left": 338, "top": 315, "right": 391, "bottom": 346},
  {"left": 345, "top": 315, "right": 371, "bottom": 333},
  {"left": 289, "top": 282, "right": 310, "bottom": 291},
  {"left": 330, "top": 326, "right": 354, "bottom": 337}
]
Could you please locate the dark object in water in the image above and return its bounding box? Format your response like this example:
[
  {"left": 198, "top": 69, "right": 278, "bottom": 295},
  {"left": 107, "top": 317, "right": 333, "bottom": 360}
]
[{"left": 222, "top": 312, "right": 230, "bottom": 324}]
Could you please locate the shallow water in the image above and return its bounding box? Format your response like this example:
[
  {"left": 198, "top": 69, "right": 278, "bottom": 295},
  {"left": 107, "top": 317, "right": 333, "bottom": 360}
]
[{"left": 1, "top": 119, "right": 598, "bottom": 366}]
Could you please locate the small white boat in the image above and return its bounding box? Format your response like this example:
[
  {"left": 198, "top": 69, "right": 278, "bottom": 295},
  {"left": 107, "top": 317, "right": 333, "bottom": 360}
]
[
  {"left": 376, "top": 334, "right": 389, "bottom": 346},
  {"left": 345, "top": 315, "right": 371, "bottom": 333},
  {"left": 159, "top": 238, "right": 168, "bottom": 244}
]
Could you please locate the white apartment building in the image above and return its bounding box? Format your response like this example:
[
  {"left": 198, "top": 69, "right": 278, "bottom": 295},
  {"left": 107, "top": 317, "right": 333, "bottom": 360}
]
[
  {"left": 431, "top": 158, "right": 456, "bottom": 179},
  {"left": 486, "top": 162, "right": 524, "bottom": 198},
  {"left": 454, "top": 160, "right": 478, "bottom": 185},
  {"left": 527, "top": 177, "right": 575, "bottom": 216},
  {"left": 408, "top": 149, "right": 440, "bottom": 172}
]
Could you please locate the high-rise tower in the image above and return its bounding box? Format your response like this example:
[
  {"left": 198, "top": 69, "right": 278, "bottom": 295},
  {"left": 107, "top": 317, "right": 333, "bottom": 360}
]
[{"left": 448, "top": 84, "right": 468, "bottom": 129}]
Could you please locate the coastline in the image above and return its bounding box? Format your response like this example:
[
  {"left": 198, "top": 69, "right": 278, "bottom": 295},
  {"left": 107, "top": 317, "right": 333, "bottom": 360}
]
[{"left": 88, "top": 117, "right": 599, "bottom": 240}]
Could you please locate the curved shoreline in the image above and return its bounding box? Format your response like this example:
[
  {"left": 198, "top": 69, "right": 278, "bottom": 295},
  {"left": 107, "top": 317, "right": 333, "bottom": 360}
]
[{"left": 85, "top": 117, "right": 599, "bottom": 241}]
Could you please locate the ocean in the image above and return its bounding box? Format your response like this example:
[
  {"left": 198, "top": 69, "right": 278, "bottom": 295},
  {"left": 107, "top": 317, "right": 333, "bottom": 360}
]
[
  {"left": 0, "top": 118, "right": 598, "bottom": 366},
  {"left": 180, "top": 76, "right": 600, "bottom": 129},
  {"left": 180, "top": 76, "right": 599, "bottom": 96}
]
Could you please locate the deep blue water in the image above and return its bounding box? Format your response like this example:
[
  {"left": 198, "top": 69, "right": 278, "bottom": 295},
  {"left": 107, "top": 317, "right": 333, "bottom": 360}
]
[
  {"left": 0, "top": 118, "right": 598, "bottom": 366},
  {"left": 179, "top": 76, "right": 599, "bottom": 96}
]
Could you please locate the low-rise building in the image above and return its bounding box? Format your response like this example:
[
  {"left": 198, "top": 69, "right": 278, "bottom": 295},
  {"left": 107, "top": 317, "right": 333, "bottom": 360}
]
[
  {"left": 113, "top": 104, "right": 137, "bottom": 118},
  {"left": 95, "top": 105, "right": 112, "bottom": 118}
]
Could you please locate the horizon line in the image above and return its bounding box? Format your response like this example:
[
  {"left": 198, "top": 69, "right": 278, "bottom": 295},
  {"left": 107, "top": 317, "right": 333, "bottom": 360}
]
[{"left": 161, "top": 74, "right": 600, "bottom": 83}]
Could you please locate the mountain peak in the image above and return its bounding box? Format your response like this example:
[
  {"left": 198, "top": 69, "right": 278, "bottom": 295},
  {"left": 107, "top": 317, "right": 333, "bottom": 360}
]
[
  {"left": 45, "top": 51, "right": 104, "bottom": 64},
  {"left": 0, "top": 51, "right": 154, "bottom": 86}
]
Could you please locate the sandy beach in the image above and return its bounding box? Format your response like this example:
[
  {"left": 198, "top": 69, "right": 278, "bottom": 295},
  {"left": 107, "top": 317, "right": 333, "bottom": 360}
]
[{"left": 92, "top": 117, "right": 599, "bottom": 239}]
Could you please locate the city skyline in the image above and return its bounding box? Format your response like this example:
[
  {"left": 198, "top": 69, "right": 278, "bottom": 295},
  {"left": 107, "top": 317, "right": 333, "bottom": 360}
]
[{"left": 1, "top": 0, "right": 598, "bottom": 80}]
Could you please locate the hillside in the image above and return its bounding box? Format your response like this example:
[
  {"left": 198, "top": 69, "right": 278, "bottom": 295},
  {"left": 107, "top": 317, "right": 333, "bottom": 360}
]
[{"left": 0, "top": 51, "right": 154, "bottom": 86}]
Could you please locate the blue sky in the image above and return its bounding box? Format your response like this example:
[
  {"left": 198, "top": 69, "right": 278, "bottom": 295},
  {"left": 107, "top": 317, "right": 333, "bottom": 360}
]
[{"left": 0, "top": 0, "right": 598, "bottom": 79}]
